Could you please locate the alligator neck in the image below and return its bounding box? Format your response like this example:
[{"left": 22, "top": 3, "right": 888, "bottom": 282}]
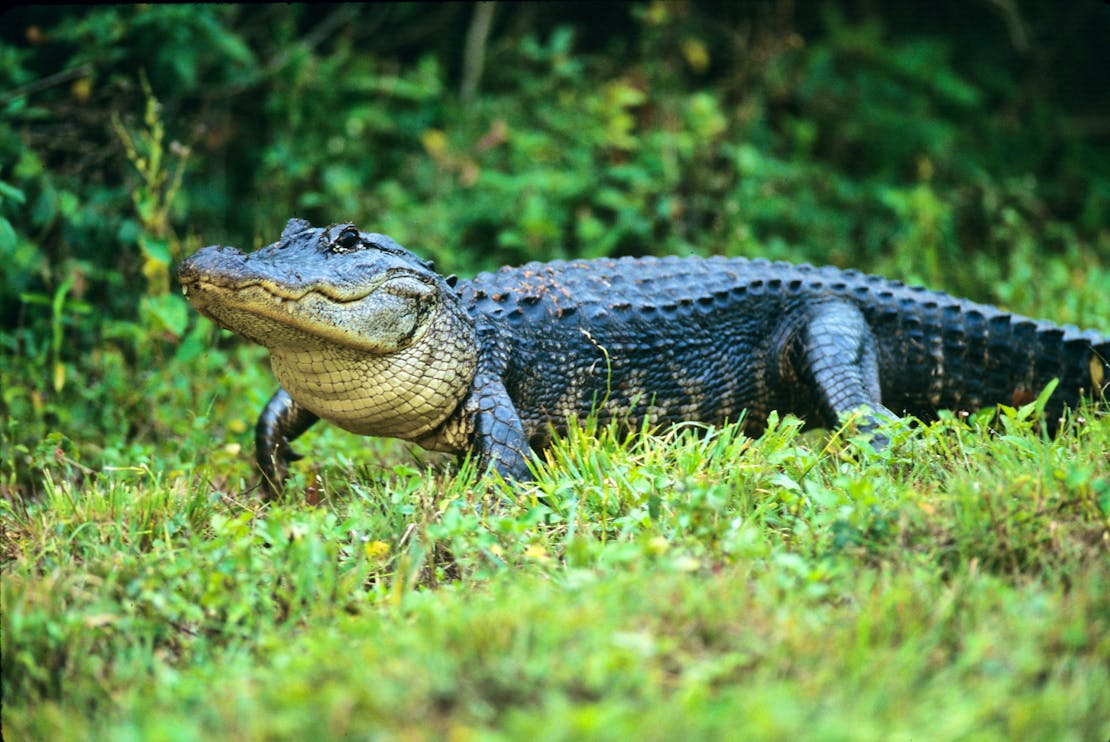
[{"left": 268, "top": 306, "right": 478, "bottom": 440}]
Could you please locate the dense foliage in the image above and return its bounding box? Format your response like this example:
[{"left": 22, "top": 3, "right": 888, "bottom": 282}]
[{"left": 1, "top": 3, "right": 1108, "bottom": 739}]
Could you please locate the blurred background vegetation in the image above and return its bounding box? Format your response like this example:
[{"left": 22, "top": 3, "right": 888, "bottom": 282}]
[{"left": 2, "top": 1, "right": 1108, "bottom": 495}]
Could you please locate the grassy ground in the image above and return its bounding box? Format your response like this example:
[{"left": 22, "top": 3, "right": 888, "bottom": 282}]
[{"left": 3, "top": 399, "right": 1108, "bottom": 740}]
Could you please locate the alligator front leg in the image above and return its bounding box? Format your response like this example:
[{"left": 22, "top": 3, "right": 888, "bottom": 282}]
[
  {"left": 468, "top": 374, "right": 534, "bottom": 482},
  {"left": 255, "top": 388, "right": 319, "bottom": 499}
]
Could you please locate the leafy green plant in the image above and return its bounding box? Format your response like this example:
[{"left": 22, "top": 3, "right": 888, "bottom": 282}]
[{"left": 111, "top": 74, "right": 191, "bottom": 296}]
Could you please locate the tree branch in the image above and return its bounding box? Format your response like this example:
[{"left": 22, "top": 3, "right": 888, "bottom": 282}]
[{"left": 460, "top": 2, "right": 496, "bottom": 103}]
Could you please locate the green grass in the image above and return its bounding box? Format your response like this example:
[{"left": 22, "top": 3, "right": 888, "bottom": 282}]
[{"left": 3, "top": 404, "right": 1108, "bottom": 740}]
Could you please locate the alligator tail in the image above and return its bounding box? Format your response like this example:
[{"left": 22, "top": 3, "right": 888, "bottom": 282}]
[
  {"left": 935, "top": 310, "right": 1108, "bottom": 432},
  {"left": 866, "top": 287, "right": 1108, "bottom": 431}
]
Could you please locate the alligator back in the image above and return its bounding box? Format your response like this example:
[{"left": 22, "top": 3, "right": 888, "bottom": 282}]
[{"left": 459, "top": 255, "right": 1107, "bottom": 444}]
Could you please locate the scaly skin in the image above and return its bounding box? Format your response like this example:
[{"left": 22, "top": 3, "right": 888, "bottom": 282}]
[{"left": 178, "top": 219, "right": 1109, "bottom": 496}]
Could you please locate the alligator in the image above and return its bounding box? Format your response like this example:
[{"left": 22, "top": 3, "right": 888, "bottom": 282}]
[{"left": 178, "top": 219, "right": 1108, "bottom": 497}]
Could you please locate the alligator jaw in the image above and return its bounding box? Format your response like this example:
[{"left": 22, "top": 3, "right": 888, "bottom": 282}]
[{"left": 179, "top": 247, "right": 440, "bottom": 355}]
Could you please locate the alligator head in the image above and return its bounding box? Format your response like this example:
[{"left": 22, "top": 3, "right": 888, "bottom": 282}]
[
  {"left": 178, "top": 219, "right": 477, "bottom": 440},
  {"left": 178, "top": 218, "right": 459, "bottom": 353}
]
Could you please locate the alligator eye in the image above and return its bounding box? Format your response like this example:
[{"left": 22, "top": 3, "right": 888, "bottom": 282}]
[{"left": 336, "top": 227, "right": 361, "bottom": 252}]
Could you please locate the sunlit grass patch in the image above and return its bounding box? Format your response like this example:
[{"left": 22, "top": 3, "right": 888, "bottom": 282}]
[{"left": 3, "top": 405, "right": 1108, "bottom": 740}]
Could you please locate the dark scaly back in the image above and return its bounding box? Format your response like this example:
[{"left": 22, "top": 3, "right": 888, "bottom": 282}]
[
  {"left": 458, "top": 255, "right": 1108, "bottom": 436},
  {"left": 461, "top": 256, "right": 820, "bottom": 444}
]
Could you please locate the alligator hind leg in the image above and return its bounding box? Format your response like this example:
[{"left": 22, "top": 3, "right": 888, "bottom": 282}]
[
  {"left": 797, "top": 300, "right": 895, "bottom": 437},
  {"left": 255, "top": 388, "right": 319, "bottom": 498}
]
